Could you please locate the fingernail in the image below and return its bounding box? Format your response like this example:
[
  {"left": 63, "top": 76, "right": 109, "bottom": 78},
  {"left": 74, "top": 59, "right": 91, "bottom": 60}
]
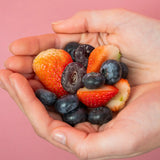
[
  {"left": 52, "top": 20, "right": 64, "bottom": 25},
  {"left": 53, "top": 132, "right": 66, "bottom": 145}
]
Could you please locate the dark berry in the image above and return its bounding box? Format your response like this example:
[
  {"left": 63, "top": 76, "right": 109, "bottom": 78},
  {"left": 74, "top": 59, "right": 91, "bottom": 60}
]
[
  {"left": 61, "top": 62, "right": 86, "bottom": 94},
  {"left": 74, "top": 44, "right": 94, "bottom": 68},
  {"left": 62, "top": 105, "right": 88, "bottom": 126},
  {"left": 120, "top": 62, "right": 128, "bottom": 79},
  {"left": 100, "top": 60, "right": 122, "bottom": 85},
  {"left": 82, "top": 72, "right": 105, "bottom": 89},
  {"left": 88, "top": 107, "right": 112, "bottom": 125},
  {"left": 54, "top": 95, "right": 79, "bottom": 114},
  {"left": 64, "top": 42, "right": 80, "bottom": 61},
  {"left": 35, "top": 89, "right": 57, "bottom": 111}
]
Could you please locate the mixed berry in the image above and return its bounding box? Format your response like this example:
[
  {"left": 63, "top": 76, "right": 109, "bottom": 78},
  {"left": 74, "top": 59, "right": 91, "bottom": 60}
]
[
  {"left": 64, "top": 42, "right": 80, "bottom": 61},
  {"left": 88, "top": 107, "right": 113, "bottom": 125},
  {"left": 54, "top": 94, "right": 79, "bottom": 114},
  {"left": 33, "top": 42, "right": 131, "bottom": 126},
  {"left": 61, "top": 62, "right": 86, "bottom": 94},
  {"left": 62, "top": 105, "right": 88, "bottom": 126},
  {"left": 35, "top": 88, "right": 57, "bottom": 111},
  {"left": 74, "top": 44, "right": 94, "bottom": 68},
  {"left": 120, "top": 62, "right": 129, "bottom": 79},
  {"left": 100, "top": 59, "right": 122, "bottom": 85},
  {"left": 82, "top": 72, "right": 105, "bottom": 89}
]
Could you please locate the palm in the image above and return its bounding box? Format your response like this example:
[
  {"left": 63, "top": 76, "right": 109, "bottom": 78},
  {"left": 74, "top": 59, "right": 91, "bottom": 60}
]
[
  {"left": 2, "top": 9, "right": 160, "bottom": 159},
  {"left": 23, "top": 32, "right": 160, "bottom": 157},
  {"left": 64, "top": 33, "right": 160, "bottom": 157}
]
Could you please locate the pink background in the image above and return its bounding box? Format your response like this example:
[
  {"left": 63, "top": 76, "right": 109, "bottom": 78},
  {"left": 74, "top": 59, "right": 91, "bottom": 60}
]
[{"left": 1, "top": 0, "right": 160, "bottom": 160}]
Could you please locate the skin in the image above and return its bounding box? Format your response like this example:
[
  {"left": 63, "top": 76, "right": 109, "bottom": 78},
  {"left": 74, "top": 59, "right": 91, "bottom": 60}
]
[{"left": 1, "top": 9, "right": 160, "bottom": 160}]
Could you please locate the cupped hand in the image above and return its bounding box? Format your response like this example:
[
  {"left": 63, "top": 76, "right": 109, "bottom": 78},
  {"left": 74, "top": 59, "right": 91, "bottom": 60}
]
[{"left": 1, "top": 9, "right": 160, "bottom": 160}]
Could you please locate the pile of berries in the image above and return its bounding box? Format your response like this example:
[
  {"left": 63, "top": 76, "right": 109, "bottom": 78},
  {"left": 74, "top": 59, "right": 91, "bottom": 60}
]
[{"left": 33, "top": 42, "right": 130, "bottom": 126}]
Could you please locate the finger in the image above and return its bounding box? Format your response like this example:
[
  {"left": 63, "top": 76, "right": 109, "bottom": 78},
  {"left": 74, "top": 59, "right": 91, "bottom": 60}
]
[
  {"left": 52, "top": 9, "right": 132, "bottom": 34},
  {"left": 28, "top": 79, "right": 44, "bottom": 91},
  {"left": 52, "top": 122, "right": 139, "bottom": 160},
  {"left": 4, "top": 55, "right": 36, "bottom": 79},
  {"left": 0, "top": 69, "right": 24, "bottom": 112},
  {"left": 5, "top": 55, "right": 34, "bottom": 73},
  {"left": 48, "top": 112, "right": 63, "bottom": 121},
  {"left": 8, "top": 72, "right": 72, "bottom": 151},
  {"left": 22, "top": 73, "right": 35, "bottom": 79},
  {"left": 75, "top": 122, "right": 99, "bottom": 133},
  {"left": 9, "top": 72, "right": 55, "bottom": 134},
  {"left": 9, "top": 33, "right": 81, "bottom": 56}
]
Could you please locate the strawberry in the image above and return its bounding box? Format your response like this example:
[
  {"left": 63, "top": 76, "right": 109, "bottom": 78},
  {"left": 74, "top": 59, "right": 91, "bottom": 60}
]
[
  {"left": 106, "top": 79, "right": 131, "bottom": 112},
  {"left": 87, "top": 45, "right": 121, "bottom": 73},
  {"left": 33, "top": 48, "right": 73, "bottom": 97},
  {"left": 77, "top": 85, "right": 119, "bottom": 108}
]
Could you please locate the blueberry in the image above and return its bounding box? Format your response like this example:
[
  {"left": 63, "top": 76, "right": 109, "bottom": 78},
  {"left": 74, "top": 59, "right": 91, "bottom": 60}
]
[
  {"left": 120, "top": 62, "right": 128, "bottom": 79},
  {"left": 35, "top": 89, "right": 57, "bottom": 111},
  {"left": 61, "top": 62, "right": 86, "bottom": 94},
  {"left": 62, "top": 105, "right": 88, "bottom": 126},
  {"left": 100, "top": 60, "right": 122, "bottom": 85},
  {"left": 64, "top": 42, "right": 80, "bottom": 61},
  {"left": 82, "top": 72, "right": 105, "bottom": 89},
  {"left": 74, "top": 44, "right": 94, "bottom": 68},
  {"left": 88, "top": 107, "right": 112, "bottom": 125},
  {"left": 54, "top": 95, "right": 79, "bottom": 114}
]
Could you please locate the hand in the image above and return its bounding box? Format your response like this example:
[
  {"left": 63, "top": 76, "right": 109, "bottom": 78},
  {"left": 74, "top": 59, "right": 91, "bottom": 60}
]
[{"left": 1, "top": 9, "right": 160, "bottom": 160}]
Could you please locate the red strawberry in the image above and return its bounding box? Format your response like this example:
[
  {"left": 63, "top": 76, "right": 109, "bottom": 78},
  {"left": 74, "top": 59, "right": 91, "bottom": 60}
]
[
  {"left": 77, "top": 85, "right": 119, "bottom": 108},
  {"left": 87, "top": 45, "right": 121, "bottom": 73},
  {"left": 106, "top": 79, "right": 131, "bottom": 112},
  {"left": 33, "top": 48, "right": 73, "bottom": 97}
]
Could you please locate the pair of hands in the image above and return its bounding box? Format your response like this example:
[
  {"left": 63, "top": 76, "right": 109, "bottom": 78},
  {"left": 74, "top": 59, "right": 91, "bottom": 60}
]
[{"left": 1, "top": 9, "right": 160, "bottom": 160}]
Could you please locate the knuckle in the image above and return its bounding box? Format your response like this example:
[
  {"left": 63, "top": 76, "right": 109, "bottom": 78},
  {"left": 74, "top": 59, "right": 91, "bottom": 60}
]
[
  {"left": 9, "top": 72, "right": 20, "bottom": 79},
  {"left": 115, "top": 8, "right": 128, "bottom": 13},
  {"left": 74, "top": 142, "right": 88, "bottom": 160},
  {"left": 33, "top": 126, "right": 47, "bottom": 139},
  {"left": 32, "top": 119, "right": 53, "bottom": 140},
  {"left": 124, "top": 137, "right": 139, "bottom": 155},
  {"left": 108, "top": 8, "right": 130, "bottom": 16},
  {"left": 74, "top": 10, "right": 91, "bottom": 17}
]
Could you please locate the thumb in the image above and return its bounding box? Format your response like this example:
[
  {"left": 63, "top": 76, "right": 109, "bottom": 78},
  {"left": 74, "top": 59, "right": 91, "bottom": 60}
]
[
  {"left": 52, "top": 9, "right": 131, "bottom": 34},
  {"left": 51, "top": 125, "right": 137, "bottom": 160}
]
